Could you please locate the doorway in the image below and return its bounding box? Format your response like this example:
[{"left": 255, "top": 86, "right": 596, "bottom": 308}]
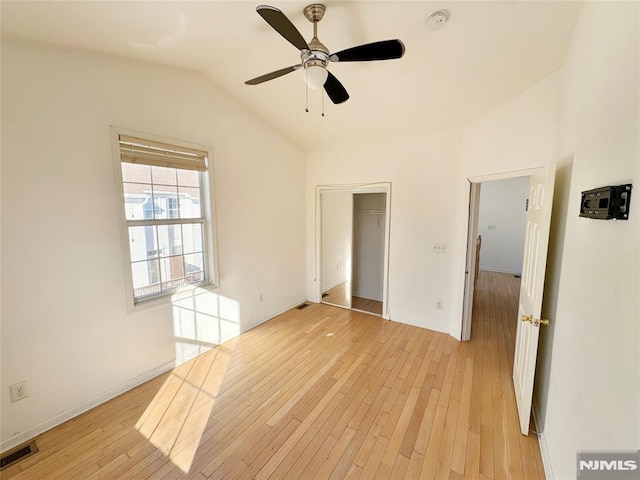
[
  {"left": 465, "top": 176, "right": 529, "bottom": 338},
  {"left": 461, "top": 165, "right": 556, "bottom": 435},
  {"left": 316, "top": 183, "right": 391, "bottom": 318},
  {"left": 462, "top": 172, "right": 532, "bottom": 340}
]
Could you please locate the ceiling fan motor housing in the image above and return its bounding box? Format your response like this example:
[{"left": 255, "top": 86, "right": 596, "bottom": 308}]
[
  {"left": 302, "top": 4, "right": 329, "bottom": 71},
  {"left": 302, "top": 41, "right": 329, "bottom": 71}
]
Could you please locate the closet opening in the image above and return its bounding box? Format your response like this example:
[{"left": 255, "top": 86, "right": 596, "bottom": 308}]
[{"left": 316, "top": 183, "right": 391, "bottom": 318}]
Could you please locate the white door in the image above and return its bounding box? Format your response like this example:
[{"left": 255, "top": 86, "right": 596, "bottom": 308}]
[
  {"left": 320, "top": 192, "right": 353, "bottom": 309},
  {"left": 461, "top": 182, "right": 481, "bottom": 341},
  {"left": 512, "top": 164, "right": 556, "bottom": 435}
]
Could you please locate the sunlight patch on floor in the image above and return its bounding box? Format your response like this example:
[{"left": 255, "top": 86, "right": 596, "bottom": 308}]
[{"left": 135, "top": 290, "right": 240, "bottom": 473}]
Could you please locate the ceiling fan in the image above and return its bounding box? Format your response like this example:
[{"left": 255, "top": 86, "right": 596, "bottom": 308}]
[{"left": 245, "top": 3, "right": 405, "bottom": 105}]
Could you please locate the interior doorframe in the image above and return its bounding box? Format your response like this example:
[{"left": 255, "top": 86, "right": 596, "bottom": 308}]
[
  {"left": 461, "top": 167, "right": 540, "bottom": 341},
  {"left": 315, "top": 182, "right": 392, "bottom": 319}
]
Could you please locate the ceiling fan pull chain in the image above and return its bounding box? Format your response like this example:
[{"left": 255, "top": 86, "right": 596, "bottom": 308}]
[
  {"left": 322, "top": 89, "right": 325, "bottom": 117},
  {"left": 305, "top": 68, "right": 309, "bottom": 113}
]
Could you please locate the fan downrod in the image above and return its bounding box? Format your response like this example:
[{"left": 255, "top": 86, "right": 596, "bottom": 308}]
[{"left": 303, "top": 4, "right": 326, "bottom": 23}]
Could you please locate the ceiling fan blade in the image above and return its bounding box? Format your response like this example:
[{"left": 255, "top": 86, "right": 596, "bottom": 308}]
[
  {"left": 332, "top": 39, "right": 405, "bottom": 62},
  {"left": 324, "top": 71, "right": 349, "bottom": 104},
  {"left": 257, "top": 5, "right": 309, "bottom": 51},
  {"left": 245, "top": 65, "right": 300, "bottom": 85}
]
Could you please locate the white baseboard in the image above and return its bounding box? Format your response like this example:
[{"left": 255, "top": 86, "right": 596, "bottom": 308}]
[
  {"left": 478, "top": 267, "right": 522, "bottom": 276},
  {"left": 532, "top": 404, "right": 554, "bottom": 480},
  {"left": 241, "top": 297, "right": 307, "bottom": 333},
  {"left": 0, "top": 297, "right": 306, "bottom": 454},
  {"left": 449, "top": 327, "right": 462, "bottom": 341},
  {"left": 351, "top": 290, "right": 383, "bottom": 302},
  {"left": 386, "top": 315, "right": 451, "bottom": 336},
  {"left": 0, "top": 356, "right": 182, "bottom": 454},
  {"left": 321, "top": 280, "right": 344, "bottom": 293}
]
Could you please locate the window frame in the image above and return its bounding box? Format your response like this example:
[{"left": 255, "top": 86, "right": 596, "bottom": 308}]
[{"left": 111, "top": 126, "right": 219, "bottom": 311}]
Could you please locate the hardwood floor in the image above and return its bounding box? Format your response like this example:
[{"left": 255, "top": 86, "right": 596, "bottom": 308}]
[
  {"left": 3, "top": 271, "right": 543, "bottom": 479},
  {"left": 351, "top": 296, "right": 383, "bottom": 316},
  {"left": 322, "top": 281, "right": 350, "bottom": 309},
  {"left": 322, "top": 282, "right": 383, "bottom": 316}
]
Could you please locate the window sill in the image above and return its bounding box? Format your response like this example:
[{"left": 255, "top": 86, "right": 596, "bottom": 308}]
[{"left": 128, "top": 281, "right": 218, "bottom": 313}]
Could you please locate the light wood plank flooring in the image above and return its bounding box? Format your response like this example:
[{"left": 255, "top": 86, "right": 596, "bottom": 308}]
[
  {"left": 323, "top": 282, "right": 383, "bottom": 316},
  {"left": 322, "top": 281, "right": 351, "bottom": 309},
  {"left": 351, "top": 296, "right": 383, "bottom": 316},
  {"left": 3, "top": 271, "right": 543, "bottom": 479}
]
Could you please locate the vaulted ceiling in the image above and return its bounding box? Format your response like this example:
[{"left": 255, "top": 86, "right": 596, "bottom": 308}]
[{"left": 1, "top": 1, "right": 582, "bottom": 147}]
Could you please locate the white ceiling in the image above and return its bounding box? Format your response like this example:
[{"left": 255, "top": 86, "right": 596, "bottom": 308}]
[{"left": 1, "top": 1, "right": 582, "bottom": 148}]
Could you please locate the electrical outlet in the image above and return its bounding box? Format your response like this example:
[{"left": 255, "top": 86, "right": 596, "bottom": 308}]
[
  {"left": 10, "top": 381, "right": 28, "bottom": 402},
  {"left": 432, "top": 242, "right": 447, "bottom": 254},
  {"left": 436, "top": 301, "right": 443, "bottom": 310}
]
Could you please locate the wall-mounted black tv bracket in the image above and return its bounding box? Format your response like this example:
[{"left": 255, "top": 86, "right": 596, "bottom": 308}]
[{"left": 580, "top": 184, "right": 632, "bottom": 220}]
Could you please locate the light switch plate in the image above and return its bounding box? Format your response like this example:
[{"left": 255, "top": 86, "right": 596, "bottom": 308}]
[{"left": 432, "top": 243, "right": 447, "bottom": 254}]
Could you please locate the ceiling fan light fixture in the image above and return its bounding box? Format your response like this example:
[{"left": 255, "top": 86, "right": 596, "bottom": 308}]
[
  {"left": 305, "top": 63, "right": 328, "bottom": 90},
  {"left": 246, "top": 4, "right": 405, "bottom": 107}
]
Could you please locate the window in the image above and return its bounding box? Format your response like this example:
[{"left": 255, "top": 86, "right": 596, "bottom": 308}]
[{"left": 112, "top": 129, "right": 218, "bottom": 306}]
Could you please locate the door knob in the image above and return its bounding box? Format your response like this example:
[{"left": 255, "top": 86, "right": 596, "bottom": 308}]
[{"left": 521, "top": 314, "right": 550, "bottom": 326}]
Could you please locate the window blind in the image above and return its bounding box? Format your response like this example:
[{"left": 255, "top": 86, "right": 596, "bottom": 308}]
[{"left": 119, "top": 134, "right": 207, "bottom": 172}]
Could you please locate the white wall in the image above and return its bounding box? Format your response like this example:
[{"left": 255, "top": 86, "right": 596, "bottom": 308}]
[
  {"left": 305, "top": 71, "right": 559, "bottom": 339},
  {"left": 477, "top": 177, "right": 529, "bottom": 275},
  {"left": 306, "top": 131, "right": 461, "bottom": 334},
  {"left": 1, "top": 41, "right": 306, "bottom": 450},
  {"left": 321, "top": 192, "right": 352, "bottom": 291},
  {"left": 534, "top": 3, "right": 639, "bottom": 478},
  {"left": 352, "top": 193, "right": 386, "bottom": 301}
]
